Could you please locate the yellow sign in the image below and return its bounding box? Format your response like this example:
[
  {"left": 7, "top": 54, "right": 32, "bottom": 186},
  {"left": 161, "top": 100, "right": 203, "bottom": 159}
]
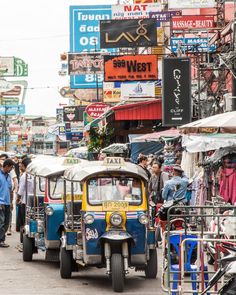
[
  {"left": 103, "top": 157, "right": 125, "bottom": 166},
  {"left": 63, "top": 158, "right": 81, "bottom": 165},
  {"left": 102, "top": 201, "right": 129, "bottom": 211}
]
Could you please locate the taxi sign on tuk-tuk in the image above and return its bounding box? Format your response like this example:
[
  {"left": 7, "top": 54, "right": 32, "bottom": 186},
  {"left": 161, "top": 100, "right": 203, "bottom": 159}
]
[
  {"left": 103, "top": 157, "right": 125, "bottom": 166},
  {"left": 63, "top": 157, "right": 81, "bottom": 165}
]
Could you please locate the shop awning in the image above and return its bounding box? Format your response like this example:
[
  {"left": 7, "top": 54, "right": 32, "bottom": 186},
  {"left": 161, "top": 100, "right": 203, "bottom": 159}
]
[
  {"left": 131, "top": 128, "right": 180, "bottom": 142},
  {"left": 112, "top": 100, "right": 162, "bottom": 121}
]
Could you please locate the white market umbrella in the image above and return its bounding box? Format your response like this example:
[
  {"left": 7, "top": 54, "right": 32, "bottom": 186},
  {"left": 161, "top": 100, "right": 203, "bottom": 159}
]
[{"left": 179, "top": 111, "right": 236, "bottom": 134}]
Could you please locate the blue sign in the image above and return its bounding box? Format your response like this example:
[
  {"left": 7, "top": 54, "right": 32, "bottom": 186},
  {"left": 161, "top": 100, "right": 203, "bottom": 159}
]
[
  {"left": 0, "top": 104, "right": 25, "bottom": 115},
  {"left": 70, "top": 74, "right": 103, "bottom": 89},
  {"left": 170, "top": 38, "right": 216, "bottom": 53},
  {"left": 66, "top": 132, "right": 83, "bottom": 141},
  {"left": 70, "top": 5, "right": 115, "bottom": 89}
]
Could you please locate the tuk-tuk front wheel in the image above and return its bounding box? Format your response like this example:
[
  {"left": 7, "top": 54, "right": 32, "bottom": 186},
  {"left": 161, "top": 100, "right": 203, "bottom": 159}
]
[
  {"left": 145, "top": 249, "right": 157, "bottom": 278},
  {"left": 23, "top": 234, "right": 33, "bottom": 262},
  {"left": 111, "top": 253, "right": 124, "bottom": 292},
  {"left": 60, "top": 246, "right": 72, "bottom": 279}
]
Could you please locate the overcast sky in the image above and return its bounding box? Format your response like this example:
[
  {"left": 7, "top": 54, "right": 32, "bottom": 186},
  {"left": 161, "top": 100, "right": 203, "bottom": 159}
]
[{"left": 0, "top": 0, "right": 118, "bottom": 116}]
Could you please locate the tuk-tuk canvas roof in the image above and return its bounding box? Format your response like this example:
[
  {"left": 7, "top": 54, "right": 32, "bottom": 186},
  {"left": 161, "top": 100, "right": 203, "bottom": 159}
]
[
  {"left": 64, "top": 160, "right": 148, "bottom": 182},
  {"left": 27, "top": 156, "right": 85, "bottom": 177}
]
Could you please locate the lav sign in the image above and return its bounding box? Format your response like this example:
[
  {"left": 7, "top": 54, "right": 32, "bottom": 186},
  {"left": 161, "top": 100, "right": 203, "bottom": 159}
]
[{"left": 103, "top": 157, "right": 125, "bottom": 166}]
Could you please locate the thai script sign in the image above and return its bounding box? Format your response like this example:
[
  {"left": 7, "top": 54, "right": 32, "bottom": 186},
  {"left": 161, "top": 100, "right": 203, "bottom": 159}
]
[
  {"left": 172, "top": 15, "right": 215, "bottom": 30},
  {"left": 100, "top": 19, "right": 157, "bottom": 48},
  {"left": 68, "top": 53, "right": 104, "bottom": 75},
  {"left": 162, "top": 58, "right": 191, "bottom": 126},
  {"left": 112, "top": 3, "right": 161, "bottom": 19},
  {"left": 69, "top": 5, "right": 113, "bottom": 89},
  {"left": 104, "top": 54, "right": 158, "bottom": 82}
]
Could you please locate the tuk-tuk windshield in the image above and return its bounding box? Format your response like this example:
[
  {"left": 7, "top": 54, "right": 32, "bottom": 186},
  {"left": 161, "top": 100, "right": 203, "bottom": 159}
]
[
  {"left": 49, "top": 178, "right": 82, "bottom": 200},
  {"left": 87, "top": 176, "right": 142, "bottom": 205}
]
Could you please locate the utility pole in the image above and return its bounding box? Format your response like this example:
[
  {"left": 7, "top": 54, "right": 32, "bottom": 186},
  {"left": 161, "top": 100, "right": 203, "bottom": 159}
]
[{"left": 4, "top": 104, "right": 7, "bottom": 152}]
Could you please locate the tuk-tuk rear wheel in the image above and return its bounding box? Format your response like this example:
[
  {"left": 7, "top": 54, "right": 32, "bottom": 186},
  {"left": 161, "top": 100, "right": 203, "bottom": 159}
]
[
  {"left": 60, "top": 246, "right": 72, "bottom": 279},
  {"left": 145, "top": 249, "right": 157, "bottom": 278},
  {"left": 111, "top": 253, "right": 124, "bottom": 292},
  {"left": 23, "top": 234, "right": 33, "bottom": 262}
]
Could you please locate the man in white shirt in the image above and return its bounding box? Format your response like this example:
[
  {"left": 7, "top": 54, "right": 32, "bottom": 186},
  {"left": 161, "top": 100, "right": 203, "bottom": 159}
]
[{"left": 17, "top": 158, "right": 34, "bottom": 244}]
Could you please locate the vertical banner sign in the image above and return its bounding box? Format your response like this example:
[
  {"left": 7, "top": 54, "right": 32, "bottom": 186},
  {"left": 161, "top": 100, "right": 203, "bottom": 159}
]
[
  {"left": 100, "top": 19, "right": 157, "bottom": 48},
  {"left": 69, "top": 5, "right": 113, "bottom": 89},
  {"left": 162, "top": 58, "right": 191, "bottom": 126}
]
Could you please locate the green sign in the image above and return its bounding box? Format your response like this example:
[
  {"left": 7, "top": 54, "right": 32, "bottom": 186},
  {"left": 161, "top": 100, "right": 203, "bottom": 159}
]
[{"left": 14, "top": 58, "right": 28, "bottom": 77}]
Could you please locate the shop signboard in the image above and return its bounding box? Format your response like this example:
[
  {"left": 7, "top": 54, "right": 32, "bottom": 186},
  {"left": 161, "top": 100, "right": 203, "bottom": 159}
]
[
  {"left": 104, "top": 54, "right": 158, "bottom": 82},
  {"left": 0, "top": 97, "right": 19, "bottom": 105},
  {"left": 0, "top": 80, "right": 14, "bottom": 92},
  {"left": 149, "top": 10, "right": 181, "bottom": 21},
  {"left": 0, "top": 80, "right": 28, "bottom": 105},
  {"left": 134, "top": 0, "right": 160, "bottom": 3},
  {"left": 70, "top": 5, "right": 114, "bottom": 89},
  {"left": 68, "top": 53, "right": 104, "bottom": 75},
  {"left": 100, "top": 19, "right": 157, "bottom": 48},
  {"left": 85, "top": 102, "right": 109, "bottom": 119},
  {"left": 63, "top": 106, "right": 85, "bottom": 122},
  {"left": 103, "top": 89, "right": 121, "bottom": 102},
  {"left": 0, "top": 57, "right": 14, "bottom": 76},
  {"left": 172, "top": 15, "right": 215, "bottom": 30},
  {"left": 66, "top": 132, "right": 83, "bottom": 141},
  {"left": 59, "top": 125, "right": 65, "bottom": 135},
  {"left": 56, "top": 108, "right": 64, "bottom": 124},
  {"left": 168, "top": 0, "right": 216, "bottom": 9},
  {"left": 121, "top": 82, "right": 155, "bottom": 100},
  {"left": 162, "top": 57, "right": 191, "bottom": 126},
  {"left": 170, "top": 37, "right": 216, "bottom": 53},
  {"left": 0, "top": 104, "right": 25, "bottom": 115},
  {"left": 14, "top": 58, "right": 28, "bottom": 77},
  {"left": 112, "top": 3, "right": 161, "bottom": 19},
  {"left": 74, "top": 88, "right": 103, "bottom": 104}
]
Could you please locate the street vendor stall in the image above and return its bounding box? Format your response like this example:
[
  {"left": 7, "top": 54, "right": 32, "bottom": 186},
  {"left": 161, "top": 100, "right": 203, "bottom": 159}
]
[{"left": 179, "top": 111, "right": 236, "bottom": 205}]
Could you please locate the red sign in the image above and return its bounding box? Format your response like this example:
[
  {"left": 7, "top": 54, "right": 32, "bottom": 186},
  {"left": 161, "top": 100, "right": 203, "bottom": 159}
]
[
  {"left": 172, "top": 15, "right": 215, "bottom": 30},
  {"left": 104, "top": 54, "right": 158, "bottom": 82},
  {"left": 85, "top": 103, "right": 109, "bottom": 119}
]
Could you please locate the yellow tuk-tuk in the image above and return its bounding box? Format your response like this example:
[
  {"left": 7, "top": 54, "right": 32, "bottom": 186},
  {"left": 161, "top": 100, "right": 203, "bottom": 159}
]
[{"left": 61, "top": 157, "right": 157, "bottom": 292}]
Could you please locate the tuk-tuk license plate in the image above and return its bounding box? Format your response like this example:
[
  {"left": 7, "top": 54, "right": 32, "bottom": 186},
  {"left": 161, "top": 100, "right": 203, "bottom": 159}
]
[{"left": 102, "top": 201, "right": 129, "bottom": 211}]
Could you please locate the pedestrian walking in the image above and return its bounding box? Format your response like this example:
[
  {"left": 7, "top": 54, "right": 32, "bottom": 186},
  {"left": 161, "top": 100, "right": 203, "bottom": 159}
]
[
  {"left": 162, "top": 165, "right": 189, "bottom": 202},
  {"left": 148, "top": 161, "right": 169, "bottom": 204},
  {"left": 16, "top": 157, "right": 33, "bottom": 250},
  {"left": 0, "top": 159, "right": 15, "bottom": 247},
  {"left": 137, "top": 155, "right": 151, "bottom": 179}
]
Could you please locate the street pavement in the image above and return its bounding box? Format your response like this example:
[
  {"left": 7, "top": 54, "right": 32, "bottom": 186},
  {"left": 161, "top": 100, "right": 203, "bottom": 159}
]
[{"left": 0, "top": 230, "right": 165, "bottom": 295}]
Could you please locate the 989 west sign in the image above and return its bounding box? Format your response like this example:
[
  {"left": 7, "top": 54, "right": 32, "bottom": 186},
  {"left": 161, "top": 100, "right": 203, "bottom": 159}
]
[
  {"left": 104, "top": 55, "right": 158, "bottom": 82},
  {"left": 100, "top": 18, "right": 157, "bottom": 48}
]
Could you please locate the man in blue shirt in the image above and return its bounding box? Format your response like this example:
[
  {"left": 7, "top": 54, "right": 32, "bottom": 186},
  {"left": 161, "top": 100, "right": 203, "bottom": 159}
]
[
  {"left": 0, "top": 159, "right": 14, "bottom": 247},
  {"left": 162, "top": 165, "right": 189, "bottom": 202}
]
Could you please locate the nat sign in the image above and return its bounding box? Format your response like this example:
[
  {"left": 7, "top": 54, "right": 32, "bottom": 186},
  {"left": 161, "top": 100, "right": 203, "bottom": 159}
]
[
  {"left": 100, "top": 18, "right": 157, "bottom": 48},
  {"left": 104, "top": 55, "right": 158, "bottom": 82},
  {"left": 172, "top": 15, "right": 215, "bottom": 30},
  {"left": 162, "top": 58, "right": 191, "bottom": 126}
]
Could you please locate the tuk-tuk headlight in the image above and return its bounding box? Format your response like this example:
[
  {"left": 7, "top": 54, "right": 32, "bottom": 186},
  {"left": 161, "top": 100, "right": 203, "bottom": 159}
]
[
  {"left": 110, "top": 213, "right": 123, "bottom": 227},
  {"left": 138, "top": 214, "right": 149, "bottom": 225},
  {"left": 45, "top": 206, "right": 54, "bottom": 216},
  {"left": 84, "top": 214, "right": 94, "bottom": 225}
]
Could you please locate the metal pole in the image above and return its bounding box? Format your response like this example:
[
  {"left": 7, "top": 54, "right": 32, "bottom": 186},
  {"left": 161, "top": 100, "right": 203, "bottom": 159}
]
[
  {"left": 4, "top": 105, "right": 7, "bottom": 152},
  {"left": 232, "top": 6, "right": 236, "bottom": 111},
  {"left": 197, "top": 54, "right": 201, "bottom": 119}
]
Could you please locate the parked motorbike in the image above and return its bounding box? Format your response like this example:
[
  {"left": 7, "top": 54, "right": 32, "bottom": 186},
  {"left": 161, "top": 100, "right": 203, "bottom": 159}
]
[
  {"left": 201, "top": 243, "right": 236, "bottom": 294},
  {"left": 206, "top": 208, "right": 235, "bottom": 265}
]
